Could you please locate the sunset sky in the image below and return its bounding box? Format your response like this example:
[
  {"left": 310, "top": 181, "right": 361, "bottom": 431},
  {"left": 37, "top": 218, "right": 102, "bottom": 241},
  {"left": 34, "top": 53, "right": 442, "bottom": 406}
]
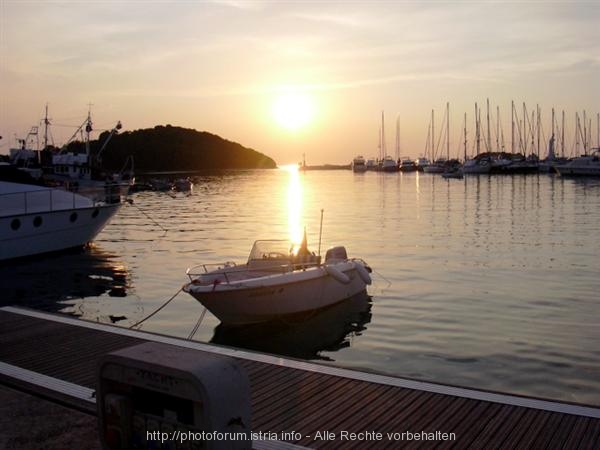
[{"left": 1, "top": 1, "right": 599, "bottom": 165}]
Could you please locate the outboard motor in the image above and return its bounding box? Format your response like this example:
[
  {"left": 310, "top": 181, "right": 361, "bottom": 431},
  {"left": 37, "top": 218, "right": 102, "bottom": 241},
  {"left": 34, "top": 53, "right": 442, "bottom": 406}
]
[{"left": 325, "top": 246, "right": 348, "bottom": 263}]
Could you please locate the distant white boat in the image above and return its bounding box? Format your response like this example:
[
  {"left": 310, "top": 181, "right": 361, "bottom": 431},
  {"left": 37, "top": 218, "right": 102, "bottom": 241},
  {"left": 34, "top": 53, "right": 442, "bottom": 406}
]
[
  {"left": 555, "top": 150, "right": 600, "bottom": 177},
  {"left": 381, "top": 155, "right": 399, "bottom": 172},
  {"left": 399, "top": 157, "right": 417, "bottom": 172},
  {"left": 462, "top": 157, "right": 491, "bottom": 174},
  {"left": 415, "top": 157, "right": 430, "bottom": 172},
  {"left": 365, "top": 157, "right": 378, "bottom": 171},
  {"left": 352, "top": 155, "right": 368, "bottom": 172},
  {"left": 183, "top": 238, "right": 372, "bottom": 325},
  {"left": 423, "top": 158, "right": 447, "bottom": 173},
  {"left": 0, "top": 180, "right": 121, "bottom": 261}
]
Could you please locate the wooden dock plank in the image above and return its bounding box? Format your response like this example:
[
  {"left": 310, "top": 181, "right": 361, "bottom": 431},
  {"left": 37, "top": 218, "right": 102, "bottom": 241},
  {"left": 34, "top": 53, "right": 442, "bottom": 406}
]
[
  {"left": 526, "top": 411, "right": 565, "bottom": 449},
  {"left": 578, "top": 418, "right": 600, "bottom": 450},
  {"left": 1, "top": 308, "right": 600, "bottom": 450},
  {"left": 564, "top": 416, "right": 595, "bottom": 449}
]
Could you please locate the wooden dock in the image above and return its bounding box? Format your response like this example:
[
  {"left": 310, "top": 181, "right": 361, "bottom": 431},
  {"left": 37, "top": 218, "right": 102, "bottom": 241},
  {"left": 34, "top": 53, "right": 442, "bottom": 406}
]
[{"left": 1, "top": 306, "right": 599, "bottom": 449}]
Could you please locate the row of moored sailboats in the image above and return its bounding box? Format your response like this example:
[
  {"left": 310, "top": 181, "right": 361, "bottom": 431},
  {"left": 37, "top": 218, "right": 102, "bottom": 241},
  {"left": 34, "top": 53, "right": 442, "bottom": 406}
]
[{"left": 352, "top": 104, "right": 600, "bottom": 178}]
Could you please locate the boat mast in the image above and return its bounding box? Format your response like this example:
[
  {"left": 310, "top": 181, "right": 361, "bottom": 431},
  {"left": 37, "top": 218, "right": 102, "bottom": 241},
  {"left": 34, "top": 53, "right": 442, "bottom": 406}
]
[
  {"left": 463, "top": 112, "right": 468, "bottom": 162},
  {"left": 446, "top": 102, "right": 450, "bottom": 160},
  {"left": 537, "top": 104, "right": 541, "bottom": 158},
  {"left": 561, "top": 110, "right": 565, "bottom": 158},
  {"left": 396, "top": 115, "right": 400, "bottom": 161},
  {"left": 576, "top": 112, "right": 580, "bottom": 156},
  {"left": 85, "top": 105, "right": 93, "bottom": 159},
  {"left": 511, "top": 100, "right": 515, "bottom": 154},
  {"left": 597, "top": 113, "right": 600, "bottom": 150},
  {"left": 43, "top": 104, "right": 50, "bottom": 151},
  {"left": 41, "top": 104, "right": 50, "bottom": 164},
  {"left": 583, "top": 110, "right": 587, "bottom": 155},
  {"left": 486, "top": 98, "right": 491, "bottom": 153},
  {"left": 381, "top": 111, "right": 386, "bottom": 160},
  {"left": 475, "top": 102, "right": 480, "bottom": 156},
  {"left": 549, "top": 107, "right": 555, "bottom": 160},
  {"left": 432, "top": 109, "right": 435, "bottom": 161},
  {"left": 530, "top": 109, "right": 535, "bottom": 156},
  {"left": 521, "top": 102, "right": 527, "bottom": 155},
  {"left": 496, "top": 105, "right": 500, "bottom": 152}
]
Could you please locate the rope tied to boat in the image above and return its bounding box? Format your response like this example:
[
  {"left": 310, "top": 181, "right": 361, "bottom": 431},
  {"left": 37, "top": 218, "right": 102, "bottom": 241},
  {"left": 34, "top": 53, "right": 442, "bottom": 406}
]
[{"left": 129, "top": 287, "right": 183, "bottom": 329}]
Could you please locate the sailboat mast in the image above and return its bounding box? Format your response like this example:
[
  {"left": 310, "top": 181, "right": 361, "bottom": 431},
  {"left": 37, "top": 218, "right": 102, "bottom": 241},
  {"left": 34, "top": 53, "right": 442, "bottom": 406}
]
[
  {"left": 463, "top": 112, "right": 467, "bottom": 161},
  {"left": 511, "top": 100, "right": 515, "bottom": 154},
  {"left": 486, "top": 98, "right": 491, "bottom": 153},
  {"left": 531, "top": 109, "right": 535, "bottom": 155},
  {"left": 597, "top": 113, "right": 600, "bottom": 150},
  {"left": 583, "top": 110, "right": 587, "bottom": 154},
  {"left": 475, "top": 102, "right": 480, "bottom": 156},
  {"left": 523, "top": 102, "right": 527, "bottom": 154},
  {"left": 396, "top": 116, "right": 400, "bottom": 161},
  {"left": 432, "top": 109, "right": 435, "bottom": 161},
  {"left": 537, "top": 104, "right": 541, "bottom": 158},
  {"left": 446, "top": 102, "right": 450, "bottom": 160},
  {"left": 496, "top": 105, "right": 500, "bottom": 151},
  {"left": 561, "top": 110, "right": 565, "bottom": 157},
  {"left": 576, "top": 112, "right": 580, "bottom": 155},
  {"left": 381, "top": 111, "right": 386, "bottom": 160}
]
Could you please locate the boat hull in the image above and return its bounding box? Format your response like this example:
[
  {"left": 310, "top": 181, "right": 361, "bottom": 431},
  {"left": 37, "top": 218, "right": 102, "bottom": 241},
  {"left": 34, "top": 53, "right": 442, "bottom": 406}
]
[
  {"left": 0, "top": 204, "right": 120, "bottom": 261},
  {"left": 184, "top": 262, "right": 369, "bottom": 325}
]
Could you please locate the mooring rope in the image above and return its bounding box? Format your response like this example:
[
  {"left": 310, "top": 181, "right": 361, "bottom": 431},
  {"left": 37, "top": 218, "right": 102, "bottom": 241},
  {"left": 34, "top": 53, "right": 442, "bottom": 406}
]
[
  {"left": 126, "top": 198, "right": 169, "bottom": 233},
  {"left": 187, "top": 307, "right": 208, "bottom": 340},
  {"left": 129, "top": 287, "right": 183, "bottom": 329}
]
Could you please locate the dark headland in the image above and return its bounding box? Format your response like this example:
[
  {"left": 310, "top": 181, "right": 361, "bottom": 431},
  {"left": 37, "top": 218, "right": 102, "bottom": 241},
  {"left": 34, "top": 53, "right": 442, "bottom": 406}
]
[{"left": 66, "top": 125, "right": 277, "bottom": 172}]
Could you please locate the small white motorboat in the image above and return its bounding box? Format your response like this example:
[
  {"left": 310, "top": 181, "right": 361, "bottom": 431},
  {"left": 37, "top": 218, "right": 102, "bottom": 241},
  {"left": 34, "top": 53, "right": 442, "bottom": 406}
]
[{"left": 183, "top": 238, "right": 372, "bottom": 326}]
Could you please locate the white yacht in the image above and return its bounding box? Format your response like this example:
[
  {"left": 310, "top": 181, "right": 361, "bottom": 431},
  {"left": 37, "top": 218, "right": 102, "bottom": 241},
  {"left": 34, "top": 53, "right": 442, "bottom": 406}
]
[
  {"left": 351, "top": 155, "right": 368, "bottom": 172},
  {"left": 0, "top": 179, "right": 121, "bottom": 261},
  {"left": 555, "top": 150, "right": 600, "bottom": 177}
]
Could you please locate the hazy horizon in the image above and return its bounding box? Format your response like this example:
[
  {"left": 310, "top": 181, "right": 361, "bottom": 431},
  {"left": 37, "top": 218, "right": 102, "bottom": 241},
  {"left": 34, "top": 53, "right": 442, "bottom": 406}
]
[{"left": 1, "top": 1, "right": 599, "bottom": 165}]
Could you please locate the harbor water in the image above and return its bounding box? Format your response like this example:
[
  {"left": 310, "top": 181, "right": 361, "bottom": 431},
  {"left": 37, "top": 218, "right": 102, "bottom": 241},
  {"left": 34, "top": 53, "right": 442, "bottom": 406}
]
[{"left": 2, "top": 169, "right": 600, "bottom": 406}]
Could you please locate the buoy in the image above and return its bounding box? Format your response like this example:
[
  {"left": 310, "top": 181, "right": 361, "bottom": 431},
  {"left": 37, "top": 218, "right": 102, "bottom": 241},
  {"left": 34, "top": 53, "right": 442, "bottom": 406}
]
[
  {"left": 325, "top": 264, "right": 351, "bottom": 284},
  {"left": 354, "top": 262, "right": 372, "bottom": 285}
]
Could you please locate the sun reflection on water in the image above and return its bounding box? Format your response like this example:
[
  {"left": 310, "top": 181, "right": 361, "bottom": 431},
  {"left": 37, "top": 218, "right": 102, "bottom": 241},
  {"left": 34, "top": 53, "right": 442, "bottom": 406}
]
[{"left": 282, "top": 164, "right": 304, "bottom": 250}]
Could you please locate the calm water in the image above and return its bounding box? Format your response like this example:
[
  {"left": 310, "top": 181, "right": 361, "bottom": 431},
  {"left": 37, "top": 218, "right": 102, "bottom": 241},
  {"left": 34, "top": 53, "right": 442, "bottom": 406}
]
[{"left": 3, "top": 169, "right": 600, "bottom": 406}]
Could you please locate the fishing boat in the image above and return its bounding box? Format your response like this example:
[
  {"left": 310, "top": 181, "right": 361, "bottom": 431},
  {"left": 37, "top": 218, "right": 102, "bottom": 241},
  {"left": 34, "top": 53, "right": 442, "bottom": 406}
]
[
  {"left": 10, "top": 106, "right": 134, "bottom": 203},
  {"left": 0, "top": 177, "right": 121, "bottom": 261},
  {"left": 183, "top": 236, "right": 372, "bottom": 326}
]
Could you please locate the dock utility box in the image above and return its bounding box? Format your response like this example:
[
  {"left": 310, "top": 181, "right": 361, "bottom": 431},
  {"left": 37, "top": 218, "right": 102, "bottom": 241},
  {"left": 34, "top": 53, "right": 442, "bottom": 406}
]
[{"left": 97, "top": 342, "right": 251, "bottom": 449}]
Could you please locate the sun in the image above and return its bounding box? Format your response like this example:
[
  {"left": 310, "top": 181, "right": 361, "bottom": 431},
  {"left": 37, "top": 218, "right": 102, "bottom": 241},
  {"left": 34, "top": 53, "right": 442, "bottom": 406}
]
[{"left": 272, "top": 92, "right": 314, "bottom": 131}]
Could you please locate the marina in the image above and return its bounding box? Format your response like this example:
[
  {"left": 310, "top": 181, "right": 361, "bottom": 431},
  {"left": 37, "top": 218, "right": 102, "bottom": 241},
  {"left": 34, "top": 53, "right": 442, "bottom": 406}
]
[
  {"left": 2, "top": 169, "right": 599, "bottom": 407},
  {"left": 3, "top": 2, "right": 599, "bottom": 448}
]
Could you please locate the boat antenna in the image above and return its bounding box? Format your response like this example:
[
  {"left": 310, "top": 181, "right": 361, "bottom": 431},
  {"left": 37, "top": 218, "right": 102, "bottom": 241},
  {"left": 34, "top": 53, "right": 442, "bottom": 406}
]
[{"left": 318, "top": 209, "right": 324, "bottom": 257}]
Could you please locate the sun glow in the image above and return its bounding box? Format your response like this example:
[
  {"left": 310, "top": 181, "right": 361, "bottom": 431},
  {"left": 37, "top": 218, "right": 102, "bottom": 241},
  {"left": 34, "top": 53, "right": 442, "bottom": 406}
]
[{"left": 272, "top": 92, "right": 314, "bottom": 131}]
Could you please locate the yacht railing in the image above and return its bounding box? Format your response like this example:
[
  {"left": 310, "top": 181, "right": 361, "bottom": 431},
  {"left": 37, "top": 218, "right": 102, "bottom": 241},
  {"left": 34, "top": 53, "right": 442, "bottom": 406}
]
[
  {"left": 0, "top": 187, "right": 96, "bottom": 217},
  {"left": 186, "top": 259, "right": 322, "bottom": 284}
]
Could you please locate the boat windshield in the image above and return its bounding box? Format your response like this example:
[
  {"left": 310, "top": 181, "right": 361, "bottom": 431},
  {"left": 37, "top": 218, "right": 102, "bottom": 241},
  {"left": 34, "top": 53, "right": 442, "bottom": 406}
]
[{"left": 247, "top": 240, "right": 292, "bottom": 262}]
